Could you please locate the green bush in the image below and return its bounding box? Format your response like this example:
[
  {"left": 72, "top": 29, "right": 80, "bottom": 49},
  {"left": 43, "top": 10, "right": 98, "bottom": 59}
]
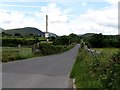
[
  {"left": 38, "top": 43, "right": 74, "bottom": 55},
  {"left": 89, "top": 50, "right": 120, "bottom": 89},
  {"left": 70, "top": 48, "right": 120, "bottom": 88}
]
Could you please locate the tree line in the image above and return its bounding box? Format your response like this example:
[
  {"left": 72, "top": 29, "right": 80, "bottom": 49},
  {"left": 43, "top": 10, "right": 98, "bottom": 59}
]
[
  {"left": 2, "top": 32, "right": 120, "bottom": 48},
  {"left": 84, "top": 33, "right": 120, "bottom": 48}
]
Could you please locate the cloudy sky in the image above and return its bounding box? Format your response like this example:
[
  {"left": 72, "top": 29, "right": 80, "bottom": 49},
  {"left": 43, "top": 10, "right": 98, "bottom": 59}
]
[{"left": 0, "top": 0, "right": 119, "bottom": 35}]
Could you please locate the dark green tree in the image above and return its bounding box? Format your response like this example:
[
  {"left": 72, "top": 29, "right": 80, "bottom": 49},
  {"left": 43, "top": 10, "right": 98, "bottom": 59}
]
[{"left": 89, "top": 33, "right": 104, "bottom": 48}]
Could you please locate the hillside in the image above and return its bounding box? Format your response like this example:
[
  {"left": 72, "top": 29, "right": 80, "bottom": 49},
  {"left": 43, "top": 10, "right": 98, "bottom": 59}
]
[
  {"left": 3, "top": 27, "right": 45, "bottom": 36},
  {"left": 80, "top": 33, "right": 95, "bottom": 38},
  {"left": 2, "top": 27, "right": 58, "bottom": 37}
]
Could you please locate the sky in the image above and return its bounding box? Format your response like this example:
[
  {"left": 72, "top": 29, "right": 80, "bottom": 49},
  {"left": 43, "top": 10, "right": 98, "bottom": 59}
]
[{"left": 0, "top": 0, "right": 119, "bottom": 35}]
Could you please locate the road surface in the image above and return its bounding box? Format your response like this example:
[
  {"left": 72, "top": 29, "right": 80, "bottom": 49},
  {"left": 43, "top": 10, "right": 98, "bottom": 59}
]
[{"left": 2, "top": 44, "right": 80, "bottom": 88}]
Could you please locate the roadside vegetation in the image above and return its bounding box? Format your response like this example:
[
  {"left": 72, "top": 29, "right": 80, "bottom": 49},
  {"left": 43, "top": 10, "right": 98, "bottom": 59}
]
[
  {"left": 70, "top": 43, "right": 120, "bottom": 89},
  {"left": 2, "top": 44, "right": 74, "bottom": 63},
  {"left": 35, "top": 43, "right": 74, "bottom": 55},
  {"left": 70, "top": 33, "right": 120, "bottom": 88},
  {"left": 1, "top": 28, "right": 120, "bottom": 88},
  {"left": 2, "top": 33, "right": 80, "bottom": 63},
  {"left": 83, "top": 33, "right": 120, "bottom": 48},
  {"left": 2, "top": 47, "right": 33, "bottom": 62}
]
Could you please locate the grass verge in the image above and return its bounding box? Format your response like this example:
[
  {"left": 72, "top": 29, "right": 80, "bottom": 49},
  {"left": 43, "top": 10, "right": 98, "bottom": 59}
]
[
  {"left": 70, "top": 48, "right": 120, "bottom": 88},
  {"left": 2, "top": 47, "right": 34, "bottom": 62}
]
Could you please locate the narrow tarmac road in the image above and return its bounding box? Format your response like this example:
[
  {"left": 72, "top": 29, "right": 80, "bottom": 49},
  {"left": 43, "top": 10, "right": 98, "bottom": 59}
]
[{"left": 2, "top": 44, "right": 80, "bottom": 88}]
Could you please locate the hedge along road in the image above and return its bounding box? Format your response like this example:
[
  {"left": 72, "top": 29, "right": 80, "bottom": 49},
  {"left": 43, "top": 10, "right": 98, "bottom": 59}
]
[{"left": 2, "top": 44, "right": 80, "bottom": 88}]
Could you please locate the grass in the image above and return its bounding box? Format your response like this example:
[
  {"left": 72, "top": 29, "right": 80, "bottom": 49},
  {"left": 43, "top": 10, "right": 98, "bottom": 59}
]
[
  {"left": 70, "top": 48, "right": 120, "bottom": 88},
  {"left": 2, "top": 47, "right": 34, "bottom": 62},
  {"left": 70, "top": 48, "right": 101, "bottom": 88},
  {"left": 94, "top": 48, "right": 119, "bottom": 56}
]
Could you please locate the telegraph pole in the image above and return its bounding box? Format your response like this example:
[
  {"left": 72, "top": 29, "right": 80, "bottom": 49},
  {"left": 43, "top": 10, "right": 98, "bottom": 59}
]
[
  {"left": 46, "top": 15, "right": 48, "bottom": 33},
  {"left": 45, "top": 15, "right": 49, "bottom": 42}
]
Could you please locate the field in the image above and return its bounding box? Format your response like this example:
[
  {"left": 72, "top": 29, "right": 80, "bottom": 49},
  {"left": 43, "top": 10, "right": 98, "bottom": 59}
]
[
  {"left": 70, "top": 48, "right": 120, "bottom": 88},
  {"left": 2, "top": 47, "right": 34, "bottom": 62},
  {"left": 94, "top": 48, "right": 119, "bottom": 56}
]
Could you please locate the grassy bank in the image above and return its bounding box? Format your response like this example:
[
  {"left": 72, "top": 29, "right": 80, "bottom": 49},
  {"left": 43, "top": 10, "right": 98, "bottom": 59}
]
[
  {"left": 70, "top": 48, "right": 120, "bottom": 88},
  {"left": 2, "top": 47, "right": 34, "bottom": 62}
]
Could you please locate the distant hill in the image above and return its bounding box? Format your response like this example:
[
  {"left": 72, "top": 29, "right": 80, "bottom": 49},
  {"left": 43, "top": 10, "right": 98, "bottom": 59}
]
[
  {"left": 3, "top": 27, "right": 45, "bottom": 36},
  {"left": 81, "top": 33, "right": 95, "bottom": 37},
  {"left": 80, "top": 33, "right": 95, "bottom": 39},
  {"left": 2, "top": 27, "right": 58, "bottom": 37}
]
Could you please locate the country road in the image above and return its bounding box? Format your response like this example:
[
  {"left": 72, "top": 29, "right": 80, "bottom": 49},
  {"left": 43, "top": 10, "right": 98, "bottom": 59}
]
[{"left": 2, "top": 44, "right": 80, "bottom": 88}]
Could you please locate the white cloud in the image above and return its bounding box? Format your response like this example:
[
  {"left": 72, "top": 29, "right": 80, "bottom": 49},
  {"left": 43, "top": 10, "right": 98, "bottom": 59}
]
[
  {"left": 0, "top": 4, "right": 42, "bottom": 8},
  {"left": 0, "top": 2, "right": 118, "bottom": 35},
  {"left": 69, "top": 5, "right": 118, "bottom": 35},
  {"left": 0, "top": 3, "right": 71, "bottom": 35},
  {"left": 81, "top": 2, "right": 87, "bottom": 7},
  {"left": 36, "top": 3, "right": 71, "bottom": 35},
  {"left": 106, "top": 0, "right": 119, "bottom": 5},
  {"left": 0, "top": 10, "right": 43, "bottom": 30}
]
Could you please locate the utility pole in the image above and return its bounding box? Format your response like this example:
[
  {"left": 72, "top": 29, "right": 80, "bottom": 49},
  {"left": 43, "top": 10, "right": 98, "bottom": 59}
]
[
  {"left": 69, "top": 34, "right": 70, "bottom": 45},
  {"left": 46, "top": 15, "right": 48, "bottom": 33},
  {"left": 45, "top": 15, "right": 49, "bottom": 42}
]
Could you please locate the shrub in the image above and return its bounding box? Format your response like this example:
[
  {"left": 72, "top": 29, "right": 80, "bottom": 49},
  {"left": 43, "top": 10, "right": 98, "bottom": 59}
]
[
  {"left": 71, "top": 48, "right": 120, "bottom": 88},
  {"left": 38, "top": 43, "right": 74, "bottom": 55},
  {"left": 90, "top": 50, "right": 120, "bottom": 89}
]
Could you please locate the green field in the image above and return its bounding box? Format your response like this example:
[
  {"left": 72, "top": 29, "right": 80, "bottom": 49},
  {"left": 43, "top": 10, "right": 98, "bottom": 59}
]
[
  {"left": 2, "top": 47, "right": 34, "bottom": 62},
  {"left": 94, "top": 48, "right": 119, "bottom": 56},
  {"left": 70, "top": 48, "right": 120, "bottom": 88}
]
